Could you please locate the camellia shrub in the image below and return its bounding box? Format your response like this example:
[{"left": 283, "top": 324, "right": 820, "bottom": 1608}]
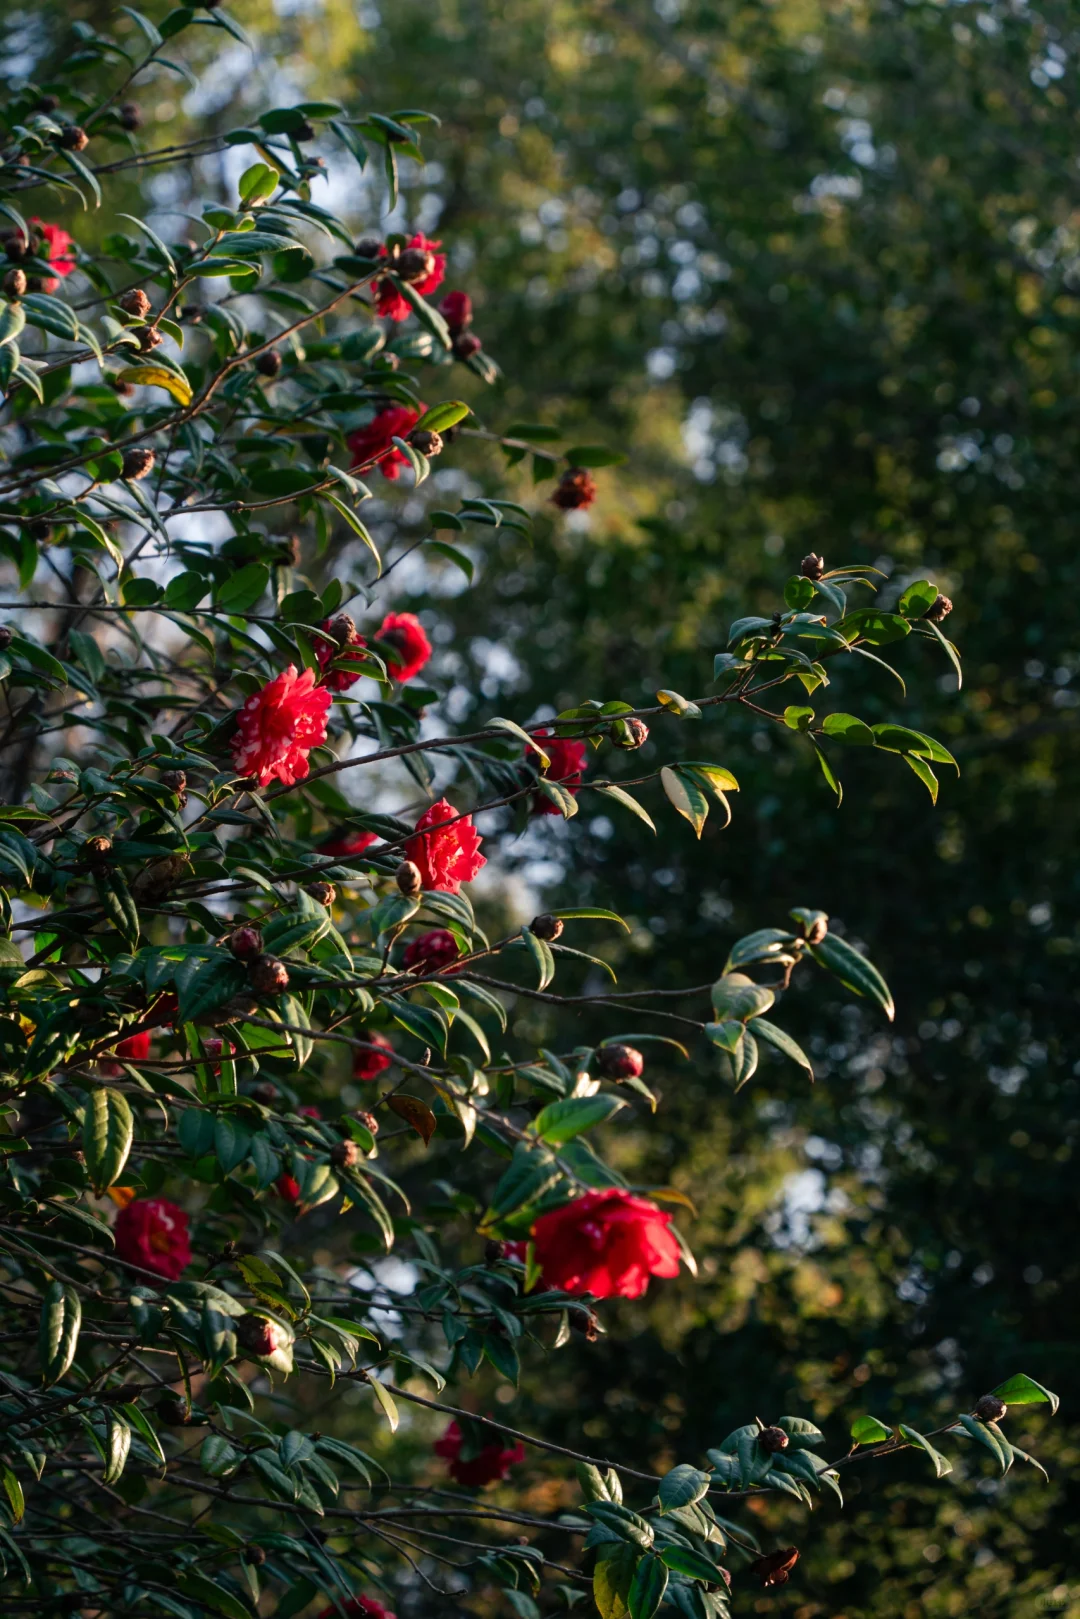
[{"left": 0, "top": 8, "right": 1060, "bottom": 1618}]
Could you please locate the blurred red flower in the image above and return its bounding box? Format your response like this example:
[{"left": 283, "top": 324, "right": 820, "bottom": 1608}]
[
  {"left": 532, "top": 729, "right": 588, "bottom": 816},
  {"left": 347, "top": 404, "right": 422, "bottom": 481},
  {"left": 354, "top": 1034, "right": 394, "bottom": 1081},
  {"left": 439, "top": 289, "right": 472, "bottom": 331},
  {"left": 319, "top": 829, "right": 379, "bottom": 858},
  {"left": 434, "top": 1420, "right": 525, "bottom": 1487},
  {"left": 231, "top": 665, "right": 331, "bottom": 788},
  {"left": 318, "top": 1598, "right": 396, "bottom": 1619},
  {"left": 31, "top": 218, "right": 75, "bottom": 293},
  {"left": 402, "top": 929, "right": 460, "bottom": 972},
  {"left": 376, "top": 232, "right": 446, "bottom": 321},
  {"left": 114, "top": 1198, "right": 191, "bottom": 1281},
  {"left": 375, "top": 611, "right": 432, "bottom": 682},
  {"left": 531, "top": 1188, "right": 680, "bottom": 1300},
  {"left": 99, "top": 1030, "right": 150, "bottom": 1077}
]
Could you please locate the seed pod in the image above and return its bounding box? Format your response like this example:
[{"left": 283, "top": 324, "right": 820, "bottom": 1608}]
[
  {"left": 119, "top": 102, "right": 142, "bottom": 132},
  {"left": 408, "top": 428, "right": 443, "bottom": 458},
  {"left": 228, "top": 925, "right": 263, "bottom": 961},
  {"left": 249, "top": 954, "right": 290, "bottom": 996},
  {"left": 355, "top": 1109, "right": 379, "bottom": 1135},
  {"left": 3, "top": 233, "right": 27, "bottom": 261},
  {"left": 58, "top": 125, "right": 89, "bottom": 152},
  {"left": 119, "top": 288, "right": 151, "bottom": 319},
  {"left": 121, "top": 447, "right": 155, "bottom": 482},
  {"left": 395, "top": 860, "right": 422, "bottom": 898},
  {"left": 799, "top": 552, "right": 825, "bottom": 581},
  {"left": 484, "top": 1239, "right": 505, "bottom": 1265},
  {"left": 973, "top": 1393, "right": 1007, "bottom": 1423},
  {"left": 758, "top": 1425, "right": 789, "bottom": 1453},
  {"left": 530, "top": 912, "right": 564, "bottom": 942},
  {"left": 292, "top": 118, "right": 316, "bottom": 142},
  {"left": 243, "top": 1546, "right": 267, "bottom": 1567},
  {"left": 396, "top": 245, "right": 436, "bottom": 283},
  {"left": 331, "top": 1139, "right": 361, "bottom": 1170},
  {"left": 595, "top": 1043, "right": 644, "bottom": 1081},
  {"left": 137, "top": 326, "right": 163, "bottom": 352},
  {"left": 354, "top": 235, "right": 383, "bottom": 258},
  {"left": 160, "top": 769, "right": 187, "bottom": 805},
  {"left": 81, "top": 835, "right": 113, "bottom": 867},
  {"left": 924, "top": 593, "right": 954, "bottom": 623},
  {"left": 453, "top": 331, "right": 483, "bottom": 360},
  {"left": 255, "top": 349, "right": 282, "bottom": 378},
  {"left": 305, "top": 881, "right": 336, "bottom": 907},
  {"left": 3, "top": 267, "right": 26, "bottom": 300}
]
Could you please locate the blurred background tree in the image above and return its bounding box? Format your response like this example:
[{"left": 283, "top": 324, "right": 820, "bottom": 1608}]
[{"left": 8, "top": 0, "right": 1078, "bottom": 1612}]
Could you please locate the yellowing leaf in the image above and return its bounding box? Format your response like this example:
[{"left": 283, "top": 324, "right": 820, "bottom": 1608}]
[{"left": 116, "top": 365, "right": 193, "bottom": 406}]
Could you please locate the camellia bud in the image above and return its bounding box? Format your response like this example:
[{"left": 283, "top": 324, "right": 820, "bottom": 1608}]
[
  {"left": 356, "top": 1109, "right": 379, "bottom": 1135},
  {"left": 396, "top": 860, "right": 423, "bottom": 898},
  {"left": 228, "top": 924, "right": 263, "bottom": 961},
  {"left": 121, "top": 447, "right": 155, "bottom": 482},
  {"left": 797, "top": 913, "right": 829, "bottom": 947},
  {"left": 28, "top": 519, "right": 51, "bottom": 542},
  {"left": 609, "top": 717, "right": 649, "bottom": 750},
  {"left": 156, "top": 1394, "right": 191, "bottom": 1425},
  {"left": 530, "top": 913, "right": 564, "bottom": 942},
  {"left": 58, "top": 125, "right": 90, "bottom": 152},
  {"left": 255, "top": 349, "right": 282, "bottom": 378},
  {"left": 453, "top": 331, "right": 483, "bottom": 360},
  {"left": 0, "top": 626, "right": 12, "bottom": 652},
  {"left": 484, "top": 1239, "right": 505, "bottom": 1265},
  {"left": 924, "top": 593, "right": 954, "bottom": 623},
  {"left": 396, "top": 245, "right": 436, "bottom": 283},
  {"left": 292, "top": 118, "right": 316, "bottom": 142},
  {"left": 354, "top": 235, "right": 383, "bottom": 258},
  {"left": 138, "top": 326, "right": 163, "bottom": 352},
  {"left": 595, "top": 1043, "right": 644, "bottom": 1081},
  {"left": 249, "top": 954, "right": 290, "bottom": 996},
  {"left": 552, "top": 466, "right": 597, "bottom": 511},
  {"left": 110, "top": 377, "right": 135, "bottom": 398},
  {"left": 119, "top": 288, "right": 151, "bottom": 319},
  {"left": 243, "top": 1546, "right": 267, "bottom": 1567},
  {"left": 3, "top": 268, "right": 26, "bottom": 300},
  {"left": 408, "top": 428, "right": 443, "bottom": 458},
  {"left": 35, "top": 94, "right": 60, "bottom": 114},
  {"left": 570, "top": 1307, "right": 600, "bottom": 1342},
  {"left": 236, "top": 1313, "right": 287, "bottom": 1358},
  {"left": 3, "top": 233, "right": 26, "bottom": 261},
  {"left": 119, "top": 102, "right": 142, "bottom": 132},
  {"left": 758, "top": 1425, "right": 789, "bottom": 1453},
  {"left": 81, "top": 835, "right": 113, "bottom": 867},
  {"left": 748, "top": 1548, "right": 800, "bottom": 1589},
  {"left": 331, "top": 1139, "right": 361, "bottom": 1170},
  {"left": 305, "top": 881, "right": 336, "bottom": 907},
  {"left": 160, "top": 769, "right": 187, "bottom": 806},
  {"left": 799, "top": 552, "right": 825, "bottom": 581},
  {"left": 973, "top": 1393, "right": 1007, "bottom": 1423}
]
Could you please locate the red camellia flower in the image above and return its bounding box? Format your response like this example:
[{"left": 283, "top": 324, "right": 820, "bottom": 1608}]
[
  {"left": 114, "top": 1198, "right": 192, "bottom": 1281},
  {"left": 404, "top": 799, "right": 486, "bottom": 894},
  {"left": 99, "top": 1030, "right": 150, "bottom": 1078},
  {"left": 354, "top": 1033, "right": 394, "bottom": 1081},
  {"left": 320, "top": 828, "right": 379, "bottom": 859},
  {"left": 231, "top": 665, "right": 332, "bottom": 788},
  {"left": 298, "top": 1104, "right": 322, "bottom": 1120},
  {"left": 530, "top": 1188, "right": 681, "bottom": 1300},
  {"left": 434, "top": 1420, "right": 525, "bottom": 1487},
  {"left": 347, "top": 404, "right": 422, "bottom": 481},
  {"left": 318, "top": 1597, "right": 396, "bottom": 1619},
  {"left": 532, "top": 729, "right": 589, "bottom": 816},
  {"left": 31, "top": 218, "right": 76, "bottom": 293},
  {"left": 552, "top": 467, "right": 597, "bottom": 511},
  {"left": 439, "top": 289, "right": 472, "bottom": 332},
  {"left": 276, "top": 1173, "right": 302, "bottom": 1204},
  {"left": 375, "top": 612, "right": 432, "bottom": 682},
  {"left": 315, "top": 615, "right": 368, "bottom": 692},
  {"left": 402, "top": 928, "right": 460, "bottom": 973},
  {"left": 376, "top": 232, "right": 446, "bottom": 321}
]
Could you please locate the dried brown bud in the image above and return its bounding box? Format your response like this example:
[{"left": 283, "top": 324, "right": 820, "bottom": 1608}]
[
  {"left": 292, "top": 118, "right": 316, "bottom": 142},
  {"left": 228, "top": 925, "right": 263, "bottom": 962},
  {"left": 130, "top": 852, "right": 190, "bottom": 903},
  {"left": 119, "top": 102, "right": 142, "bottom": 132},
  {"left": 58, "top": 125, "right": 89, "bottom": 152},
  {"left": 4, "top": 268, "right": 26, "bottom": 300},
  {"left": 28, "top": 519, "right": 51, "bottom": 542},
  {"left": 156, "top": 1394, "right": 191, "bottom": 1425},
  {"left": 35, "top": 94, "right": 60, "bottom": 114},
  {"left": 121, "top": 447, "right": 155, "bottom": 482},
  {"left": 799, "top": 553, "right": 825, "bottom": 581},
  {"left": 796, "top": 913, "right": 829, "bottom": 947},
  {"left": 354, "top": 235, "right": 383, "bottom": 258},
  {"left": 552, "top": 467, "right": 597, "bottom": 511},
  {"left": 396, "top": 246, "right": 436, "bottom": 283},
  {"left": 243, "top": 1545, "right": 267, "bottom": 1567},
  {"left": 119, "top": 288, "right": 151, "bottom": 319},
  {"left": 110, "top": 377, "right": 135, "bottom": 398},
  {"left": 570, "top": 1307, "right": 600, "bottom": 1342},
  {"left": 160, "top": 769, "right": 187, "bottom": 804},
  {"left": 530, "top": 913, "right": 564, "bottom": 942},
  {"left": 395, "top": 860, "right": 423, "bottom": 898},
  {"left": 137, "top": 325, "right": 163, "bottom": 352},
  {"left": 324, "top": 612, "right": 357, "bottom": 647},
  {"left": 595, "top": 1043, "right": 644, "bottom": 1081},
  {"left": 249, "top": 954, "right": 290, "bottom": 996},
  {"left": 273, "top": 535, "right": 302, "bottom": 568},
  {"left": 355, "top": 1109, "right": 379, "bottom": 1135},
  {"left": 924, "top": 593, "right": 953, "bottom": 623},
  {"left": 758, "top": 1425, "right": 789, "bottom": 1453},
  {"left": 609, "top": 716, "right": 649, "bottom": 750},
  {"left": 81, "top": 835, "right": 113, "bottom": 867},
  {"left": 255, "top": 349, "right": 282, "bottom": 378},
  {"left": 305, "top": 881, "right": 336, "bottom": 907},
  {"left": 3, "top": 234, "right": 27, "bottom": 261},
  {"left": 0, "top": 626, "right": 12, "bottom": 652},
  {"left": 331, "top": 1139, "right": 361, "bottom": 1170},
  {"left": 236, "top": 1313, "right": 287, "bottom": 1358},
  {"left": 453, "top": 331, "right": 483, "bottom": 360},
  {"left": 408, "top": 428, "right": 443, "bottom": 458},
  {"left": 748, "top": 1547, "right": 800, "bottom": 1589},
  {"left": 973, "top": 1394, "right": 1007, "bottom": 1423},
  {"left": 484, "top": 1239, "right": 505, "bottom": 1265}
]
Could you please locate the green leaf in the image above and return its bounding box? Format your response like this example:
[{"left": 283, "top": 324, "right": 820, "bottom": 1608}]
[
  {"left": 39, "top": 1281, "right": 81, "bottom": 1386},
  {"left": 899, "top": 1424, "right": 953, "bottom": 1478},
  {"left": 821, "top": 711, "right": 875, "bottom": 746},
  {"left": 808, "top": 932, "right": 894, "bottom": 1020},
  {"left": 531, "top": 1095, "right": 624, "bottom": 1146},
  {"left": 521, "top": 925, "right": 556, "bottom": 990},
  {"left": 850, "top": 1414, "right": 891, "bottom": 1445},
  {"left": 490, "top": 715, "right": 550, "bottom": 765},
  {"left": 903, "top": 753, "right": 939, "bottom": 803},
  {"left": 990, "top": 1373, "right": 1059, "bottom": 1415},
  {"left": 783, "top": 704, "right": 814, "bottom": 731},
  {"left": 898, "top": 579, "right": 939, "bottom": 617},
  {"left": 628, "top": 1554, "right": 668, "bottom": 1619},
  {"left": 593, "top": 1545, "right": 638, "bottom": 1619},
  {"left": 83, "top": 1087, "right": 134, "bottom": 1193},
  {"left": 810, "top": 739, "right": 842, "bottom": 804},
  {"left": 103, "top": 1411, "right": 131, "bottom": 1484},
  {"left": 589, "top": 783, "right": 657, "bottom": 833},
  {"left": 710, "top": 972, "right": 774, "bottom": 1022},
  {"left": 215, "top": 563, "right": 270, "bottom": 612},
  {"left": 367, "top": 1375, "right": 399, "bottom": 1431},
  {"left": 415, "top": 400, "right": 471, "bottom": 432},
  {"left": 482, "top": 1143, "right": 562, "bottom": 1226},
  {"left": 238, "top": 161, "right": 280, "bottom": 205},
  {"left": 0, "top": 302, "right": 26, "bottom": 349},
  {"left": 958, "top": 1413, "right": 1013, "bottom": 1473},
  {"left": 176, "top": 1572, "right": 254, "bottom": 1619},
  {"left": 660, "top": 765, "right": 709, "bottom": 837},
  {"left": 660, "top": 1547, "right": 721, "bottom": 1582},
  {"left": 749, "top": 1017, "right": 813, "bottom": 1077},
  {"left": 0, "top": 1464, "right": 24, "bottom": 1523},
  {"left": 657, "top": 1464, "right": 711, "bottom": 1514},
  {"left": 564, "top": 445, "right": 626, "bottom": 467}
]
